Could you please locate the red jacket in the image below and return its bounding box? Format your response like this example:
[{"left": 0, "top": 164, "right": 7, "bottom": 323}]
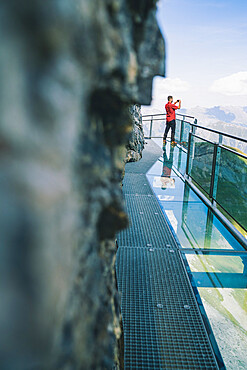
[{"left": 165, "top": 102, "right": 178, "bottom": 122}]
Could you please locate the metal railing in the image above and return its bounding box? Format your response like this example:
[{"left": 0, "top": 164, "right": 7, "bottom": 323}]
[
  {"left": 143, "top": 113, "right": 247, "bottom": 236},
  {"left": 142, "top": 113, "right": 195, "bottom": 119},
  {"left": 185, "top": 124, "right": 247, "bottom": 234},
  {"left": 142, "top": 113, "right": 196, "bottom": 140}
]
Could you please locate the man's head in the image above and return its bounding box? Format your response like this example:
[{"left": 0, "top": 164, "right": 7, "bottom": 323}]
[{"left": 168, "top": 95, "right": 173, "bottom": 103}]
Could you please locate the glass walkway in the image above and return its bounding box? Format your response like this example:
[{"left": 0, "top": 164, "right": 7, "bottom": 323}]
[
  {"left": 148, "top": 138, "right": 247, "bottom": 369},
  {"left": 116, "top": 115, "right": 247, "bottom": 369}
]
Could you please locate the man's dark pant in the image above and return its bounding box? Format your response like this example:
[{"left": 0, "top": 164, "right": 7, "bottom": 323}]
[{"left": 163, "top": 119, "right": 176, "bottom": 142}]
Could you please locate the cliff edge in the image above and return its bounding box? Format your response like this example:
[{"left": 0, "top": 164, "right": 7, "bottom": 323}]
[{"left": 0, "top": 0, "right": 165, "bottom": 368}]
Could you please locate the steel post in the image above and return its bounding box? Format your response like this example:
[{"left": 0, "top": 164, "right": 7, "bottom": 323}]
[{"left": 149, "top": 116, "right": 153, "bottom": 138}]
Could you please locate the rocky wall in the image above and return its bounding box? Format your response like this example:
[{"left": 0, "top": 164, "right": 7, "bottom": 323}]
[
  {"left": 0, "top": 0, "right": 165, "bottom": 369},
  {"left": 126, "top": 105, "right": 145, "bottom": 163}
]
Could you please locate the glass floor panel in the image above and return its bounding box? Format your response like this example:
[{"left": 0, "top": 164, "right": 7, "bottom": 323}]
[
  {"left": 147, "top": 173, "right": 191, "bottom": 202},
  {"left": 160, "top": 199, "right": 245, "bottom": 251},
  {"left": 151, "top": 138, "right": 188, "bottom": 176},
  {"left": 147, "top": 139, "right": 247, "bottom": 369},
  {"left": 147, "top": 158, "right": 168, "bottom": 176},
  {"left": 186, "top": 253, "right": 247, "bottom": 369}
]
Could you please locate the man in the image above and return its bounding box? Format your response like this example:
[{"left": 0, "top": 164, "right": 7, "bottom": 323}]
[{"left": 163, "top": 96, "right": 181, "bottom": 149}]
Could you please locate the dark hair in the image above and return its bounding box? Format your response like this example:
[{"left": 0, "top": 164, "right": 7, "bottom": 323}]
[{"left": 168, "top": 95, "right": 173, "bottom": 101}]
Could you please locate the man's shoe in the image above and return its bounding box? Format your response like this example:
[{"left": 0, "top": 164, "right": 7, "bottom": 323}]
[{"left": 171, "top": 141, "right": 177, "bottom": 146}]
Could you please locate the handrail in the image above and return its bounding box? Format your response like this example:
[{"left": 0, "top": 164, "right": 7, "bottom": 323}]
[
  {"left": 142, "top": 113, "right": 166, "bottom": 117},
  {"left": 143, "top": 117, "right": 192, "bottom": 122},
  {"left": 142, "top": 112, "right": 195, "bottom": 119},
  {"left": 190, "top": 123, "right": 247, "bottom": 144},
  {"left": 143, "top": 118, "right": 167, "bottom": 122},
  {"left": 192, "top": 133, "right": 215, "bottom": 145},
  {"left": 219, "top": 145, "right": 247, "bottom": 160}
]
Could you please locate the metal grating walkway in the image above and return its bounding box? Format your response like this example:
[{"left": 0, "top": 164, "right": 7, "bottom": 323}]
[{"left": 116, "top": 139, "right": 219, "bottom": 369}]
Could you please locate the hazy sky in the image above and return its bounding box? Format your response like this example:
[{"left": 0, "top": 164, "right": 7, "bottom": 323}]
[{"left": 151, "top": 0, "right": 247, "bottom": 109}]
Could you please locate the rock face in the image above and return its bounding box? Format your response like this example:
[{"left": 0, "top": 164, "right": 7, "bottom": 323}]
[
  {"left": 126, "top": 105, "right": 145, "bottom": 162},
  {"left": 0, "top": 1, "right": 164, "bottom": 369}
]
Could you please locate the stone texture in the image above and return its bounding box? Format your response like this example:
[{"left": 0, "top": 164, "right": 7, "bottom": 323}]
[
  {"left": 0, "top": 0, "right": 164, "bottom": 369},
  {"left": 126, "top": 105, "right": 145, "bottom": 163}
]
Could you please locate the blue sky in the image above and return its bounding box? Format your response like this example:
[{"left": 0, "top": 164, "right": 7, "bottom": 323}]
[{"left": 152, "top": 0, "right": 247, "bottom": 108}]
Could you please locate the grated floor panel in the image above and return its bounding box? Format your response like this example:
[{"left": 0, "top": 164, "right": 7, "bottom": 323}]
[
  {"left": 116, "top": 139, "right": 219, "bottom": 369},
  {"left": 116, "top": 247, "right": 218, "bottom": 369},
  {"left": 123, "top": 173, "right": 153, "bottom": 195},
  {"left": 118, "top": 194, "right": 176, "bottom": 249}
]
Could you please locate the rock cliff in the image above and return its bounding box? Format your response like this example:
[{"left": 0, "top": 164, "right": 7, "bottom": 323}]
[
  {"left": 0, "top": 0, "right": 164, "bottom": 369},
  {"left": 126, "top": 105, "right": 145, "bottom": 162}
]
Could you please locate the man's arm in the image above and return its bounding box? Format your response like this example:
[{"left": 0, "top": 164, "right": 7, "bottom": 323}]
[{"left": 175, "top": 100, "right": 181, "bottom": 109}]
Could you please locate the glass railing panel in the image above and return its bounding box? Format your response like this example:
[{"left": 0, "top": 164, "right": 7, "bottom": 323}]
[
  {"left": 175, "top": 119, "right": 182, "bottom": 142},
  {"left": 170, "top": 144, "right": 179, "bottom": 170},
  {"left": 151, "top": 119, "right": 166, "bottom": 137},
  {"left": 194, "top": 127, "right": 219, "bottom": 143},
  {"left": 180, "top": 121, "right": 191, "bottom": 148},
  {"left": 189, "top": 136, "right": 214, "bottom": 195},
  {"left": 171, "top": 145, "right": 187, "bottom": 175},
  {"left": 179, "top": 147, "right": 188, "bottom": 174},
  {"left": 216, "top": 147, "right": 247, "bottom": 231},
  {"left": 221, "top": 136, "right": 247, "bottom": 155},
  {"left": 142, "top": 118, "right": 168, "bottom": 137},
  {"left": 142, "top": 118, "right": 151, "bottom": 137}
]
